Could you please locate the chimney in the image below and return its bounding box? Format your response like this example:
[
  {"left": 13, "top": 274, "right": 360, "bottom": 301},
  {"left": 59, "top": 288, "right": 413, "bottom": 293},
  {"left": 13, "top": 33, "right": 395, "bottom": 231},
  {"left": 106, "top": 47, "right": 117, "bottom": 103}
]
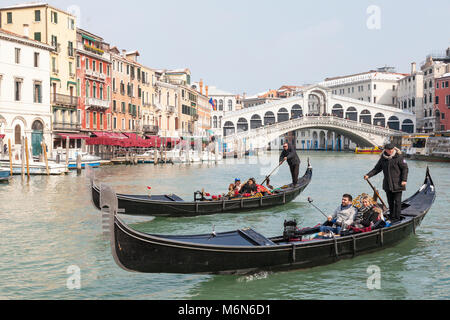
[
  {"left": 199, "top": 79, "right": 203, "bottom": 95},
  {"left": 121, "top": 49, "right": 126, "bottom": 57},
  {"left": 411, "top": 62, "right": 417, "bottom": 74},
  {"left": 23, "top": 24, "right": 29, "bottom": 38},
  {"left": 205, "top": 85, "right": 209, "bottom": 97}
]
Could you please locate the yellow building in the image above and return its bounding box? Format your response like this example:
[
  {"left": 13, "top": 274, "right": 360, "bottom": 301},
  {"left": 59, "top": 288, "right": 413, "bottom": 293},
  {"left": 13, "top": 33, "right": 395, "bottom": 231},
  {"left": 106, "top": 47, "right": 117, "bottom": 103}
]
[{"left": 0, "top": 3, "right": 78, "bottom": 140}]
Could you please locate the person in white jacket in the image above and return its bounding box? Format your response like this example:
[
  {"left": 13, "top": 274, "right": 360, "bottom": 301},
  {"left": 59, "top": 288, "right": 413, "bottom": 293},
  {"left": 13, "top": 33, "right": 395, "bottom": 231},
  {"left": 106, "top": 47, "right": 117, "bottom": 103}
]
[{"left": 319, "top": 194, "right": 357, "bottom": 235}]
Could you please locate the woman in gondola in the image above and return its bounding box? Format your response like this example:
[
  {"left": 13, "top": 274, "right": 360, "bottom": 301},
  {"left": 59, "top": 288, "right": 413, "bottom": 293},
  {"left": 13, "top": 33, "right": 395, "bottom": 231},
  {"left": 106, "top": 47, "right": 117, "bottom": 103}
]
[{"left": 351, "top": 195, "right": 384, "bottom": 230}]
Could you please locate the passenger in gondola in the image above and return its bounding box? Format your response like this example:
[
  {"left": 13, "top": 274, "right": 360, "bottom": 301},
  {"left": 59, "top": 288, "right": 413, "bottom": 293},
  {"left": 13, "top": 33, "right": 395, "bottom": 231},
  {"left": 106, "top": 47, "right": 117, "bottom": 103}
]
[
  {"left": 319, "top": 194, "right": 357, "bottom": 235},
  {"left": 234, "top": 178, "right": 242, "bottom": 193},
  {"left": 256, "top": 183, "right": 272, "bottom": 196},
  {"left": 351, "top": 195, "right": 383, "bottom": 229},
  {"left": 240, "top": 178, "right": 257, "bottom": 196}
]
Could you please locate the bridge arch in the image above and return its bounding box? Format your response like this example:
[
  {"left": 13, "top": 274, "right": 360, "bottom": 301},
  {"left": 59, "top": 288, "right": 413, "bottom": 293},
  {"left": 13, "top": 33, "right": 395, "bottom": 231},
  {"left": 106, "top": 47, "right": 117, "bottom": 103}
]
[
  {"left": 387, "top": 116, "right": 400, "bottom": 131},
  {"left": 223, "top": 121, "right": 235, "bottom": 136},
  {"left": 332, "top": 104, "right": 344, "bottom": 118},
  {"left": 277, "top": 108, "right": 289, "bottom": 122},
  {"left": 345, "top": 107, "right": 357, "bottom": 121},
  {"left": 360, "top": 109, "right": 372, "bottom": 124},
  {"left": 291, "top": 104, "right": 303, "bottom": 119},
  {"left": 402, "top": 119, "right": 414, "bottom": 133},
  {"left": 250, "top": 114, "right": 262, "bottom": 129},
  {"left": 237, "top": 118, "right": 249, "bottom": 132},
  {"left": 373, "top": 113, "right": 386, "bottom": 127},
  {"left": 264, "top": 111, "right": 276, "bottom": 126}
]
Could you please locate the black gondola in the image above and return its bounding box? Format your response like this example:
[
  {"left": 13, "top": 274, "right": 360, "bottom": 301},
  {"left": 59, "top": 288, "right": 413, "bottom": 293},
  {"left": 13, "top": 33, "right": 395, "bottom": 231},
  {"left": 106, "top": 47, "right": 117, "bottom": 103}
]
[
  {"left": 101, "top": 168, "right": 436, "bottom": 275},
  {"left": 90, "top": 162, "right": 312, "bottom": 217}
]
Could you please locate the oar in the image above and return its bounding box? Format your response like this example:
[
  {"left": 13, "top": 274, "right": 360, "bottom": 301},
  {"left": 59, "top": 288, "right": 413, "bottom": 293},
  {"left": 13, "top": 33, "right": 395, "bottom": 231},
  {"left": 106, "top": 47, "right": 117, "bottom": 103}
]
[
  {"left": 260, "top": 159, "right": 285, "bottom": 186},
  {"left": 307, "top": 197, "right": 329, "bottom": 219},
  {"left": 365, "top": 178, "right": 388, "bottom": 210}
]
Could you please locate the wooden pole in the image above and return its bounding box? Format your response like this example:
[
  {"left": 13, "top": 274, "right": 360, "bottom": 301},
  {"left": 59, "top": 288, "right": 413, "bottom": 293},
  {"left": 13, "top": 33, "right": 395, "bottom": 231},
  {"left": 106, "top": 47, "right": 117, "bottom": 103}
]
[
  {"left": 21, "top": 140, "right": 25, "bottom": 179},
  {"left": 8, "top": 139, "right": 13, "bottom": 176},
  {"left": 65, "top": 136, "right": 70, "bottom": 169},
  {"left": 25, "top": 137, "right": 30, "bottom": 178},
  {"left": 76, "top": 153, "right": 82, "bottom": 175},
  {"left": 42, "top": 141, "right": 49, "bottom": 176}
]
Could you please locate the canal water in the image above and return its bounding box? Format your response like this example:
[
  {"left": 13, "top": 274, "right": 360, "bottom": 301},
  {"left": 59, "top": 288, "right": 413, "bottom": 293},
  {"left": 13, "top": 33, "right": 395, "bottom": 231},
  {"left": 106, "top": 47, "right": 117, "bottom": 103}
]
[{"left": 0, "top": 151, "right": 448, "bottom": 300}]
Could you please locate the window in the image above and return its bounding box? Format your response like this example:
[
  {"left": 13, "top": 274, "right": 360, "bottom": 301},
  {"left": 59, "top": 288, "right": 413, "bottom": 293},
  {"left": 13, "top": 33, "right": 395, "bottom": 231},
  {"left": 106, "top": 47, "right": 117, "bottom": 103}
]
[
  {"left": 86, "top": 58, "right": 89, "bottom": 70},
  {"left": 34, "top": 32, "right": 41, "bottom": 42},
  {"left": 14, "top": 79, "right": 22, "bottom": 101},
  {"left": 33, "top": 82, "right": 42, "bottom": 103},
  {"left": 113, "top": 117, "right": 117, "bottom": 129},
  {"left": 121, "top": 102, "right": 125, "bottom": 113},
  {"left": 7, "top": 12, "right": 12, "bottom": 24},
  {"left": 35, "top": 10, "right": 41, "bottom": 22},
  {"left": 113, "top": 100, "right": 117, "bottom": 112},
  {"left": 92, "top": 60, "right": 96, "bottom": 72},
  {"left": 76, "top": 55, "right": 80, "bottom": 68},
  {"left": 34, "top": 52, "right": 39, "bottom": 67},
  {"left": 93, "top": 82, "right": 97, "bottom": 98},
  {"left": 122, "top": 119, "right": 125, "bottom": 130},
  {"left": 86, "top": 111, "right": 90, "bottom": 128},
  {"left": 86, "top": 80, "right": 90, "bottom": 98},
  {"left": 51, "top": 11, "right": 58, "bottom": 24},
  {"left": 68, "top": 41, "right": 74, "bottom": 56},
  {"left": 14, "top": 48, "right": 20, "bottom": 64},
  {"left": 51, "top": 35, "right": 58, "bottom": 48},
  {"left": 99, "top": 62, "right": 103, "bottom": 74},
  {"left": 93, "top": 112, "right": 97, "bottom": 127},
  {"left": 68, "top": 18, "right": 75, "bottom": 30}
]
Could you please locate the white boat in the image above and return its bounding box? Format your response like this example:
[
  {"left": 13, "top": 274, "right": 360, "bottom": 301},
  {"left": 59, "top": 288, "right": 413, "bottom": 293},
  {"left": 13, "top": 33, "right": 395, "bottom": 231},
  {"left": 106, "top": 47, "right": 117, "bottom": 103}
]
[{"left": 0, "top": 161, "right": 68, "bottom": 175}]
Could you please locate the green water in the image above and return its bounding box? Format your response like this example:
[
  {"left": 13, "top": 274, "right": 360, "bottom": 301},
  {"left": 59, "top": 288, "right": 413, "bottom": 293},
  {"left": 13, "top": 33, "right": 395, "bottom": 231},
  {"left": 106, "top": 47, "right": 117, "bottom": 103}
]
[{"left": 0, "top": 151, "right": 448, "bottom": 299}]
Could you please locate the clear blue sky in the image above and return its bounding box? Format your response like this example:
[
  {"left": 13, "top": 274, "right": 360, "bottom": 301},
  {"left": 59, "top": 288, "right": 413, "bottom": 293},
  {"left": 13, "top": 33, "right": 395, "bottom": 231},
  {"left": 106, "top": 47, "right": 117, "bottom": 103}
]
[{"left": 3, "top": 0, "right": 450, "bottom": 95}]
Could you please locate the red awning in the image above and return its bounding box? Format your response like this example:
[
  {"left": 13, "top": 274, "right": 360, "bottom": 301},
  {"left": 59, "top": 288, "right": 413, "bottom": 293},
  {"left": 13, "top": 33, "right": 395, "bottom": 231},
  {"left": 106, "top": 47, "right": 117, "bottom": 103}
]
[
  {"left": 0, "top": 134, "right": 5, "bottom": 139},
  {"left": 58, "top": 134, "right": 90, "bottom": 140}
]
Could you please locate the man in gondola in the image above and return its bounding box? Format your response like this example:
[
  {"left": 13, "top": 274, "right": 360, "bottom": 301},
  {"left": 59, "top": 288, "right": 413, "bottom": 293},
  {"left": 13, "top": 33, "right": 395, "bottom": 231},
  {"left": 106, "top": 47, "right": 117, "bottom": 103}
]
[
  {"left": 280, "top": 142, "right": 301, "bottom": 186},
  {"left": 364, "top": 143, "right": 408, "bottom": 223}
]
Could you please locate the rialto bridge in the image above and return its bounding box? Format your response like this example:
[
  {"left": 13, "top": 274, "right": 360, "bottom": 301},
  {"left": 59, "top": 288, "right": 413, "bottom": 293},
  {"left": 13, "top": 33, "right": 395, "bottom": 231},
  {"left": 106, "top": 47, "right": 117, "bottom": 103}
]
[{"left": 212, "top": 85, "right": 416, "bottom": 152}]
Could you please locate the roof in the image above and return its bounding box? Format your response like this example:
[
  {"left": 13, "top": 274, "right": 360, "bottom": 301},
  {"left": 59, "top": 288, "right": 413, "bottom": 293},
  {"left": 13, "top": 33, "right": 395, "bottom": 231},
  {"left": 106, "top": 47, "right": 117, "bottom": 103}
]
[
  {"left": 0, "top": 2, "right": 75, "bottom": 17},
  {"left": 0, "top": 28, "right": 54, "bottom": 50}
]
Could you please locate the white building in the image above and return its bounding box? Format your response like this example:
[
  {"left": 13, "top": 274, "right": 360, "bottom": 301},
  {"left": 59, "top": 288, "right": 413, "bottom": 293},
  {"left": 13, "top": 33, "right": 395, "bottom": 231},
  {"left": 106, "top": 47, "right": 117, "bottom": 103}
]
[
  {"left": 320, "top": 67, "right": 407, "bottom": 107},
  {"left": 397, "top": 62, "right": 424, "bottom": 116},
  {"left": 0, "top": 29, "right": 53, "bottom": 159},
  {"left": 208, "top": 86, "right": 237, "bottom": 136}
]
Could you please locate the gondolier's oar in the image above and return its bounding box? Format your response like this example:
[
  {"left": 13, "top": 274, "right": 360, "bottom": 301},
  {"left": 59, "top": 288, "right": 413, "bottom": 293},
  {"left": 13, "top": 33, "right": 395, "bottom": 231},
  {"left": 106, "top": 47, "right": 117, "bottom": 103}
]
[
  {"left": 366, "top": 178, "right": 388, "bottom": 210},
  {"left": 260, "top": 159, "right": 285, "bottom": 186}
]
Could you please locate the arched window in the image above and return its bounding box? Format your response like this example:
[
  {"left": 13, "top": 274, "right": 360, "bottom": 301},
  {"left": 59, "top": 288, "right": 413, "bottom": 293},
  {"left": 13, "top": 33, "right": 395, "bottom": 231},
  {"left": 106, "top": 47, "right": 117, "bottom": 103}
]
[
  {"left": 345, "top": 107, "right": 357, "bottom": 121},
  {"left": 387, "top": 116, "right": 400, "bottom": 130},
  {"left": 264, "top": 111, "right": 276, "bottom": 125},
  {"left": 277, "top": 108, "right": 289, "bottom": 122},
  {"left": 218, "top": 99, "right": 224, "bottom": 111},
  {"left": 331, "top": 104, "right": 344, "bottom": 118},
  {"left": 228, "top": 100, "right": 233, "bottom": 111},
  {"left": 402, "top": 119, "right": 414, "bottom": 133},
  {"left": 15, "top": 125, "right": 21, "bottom": 144},
  {"left": 213, "top": 116, "right": 217, "bottom": 128},
  {"left": 291, "top": 104, "right": 303, "bottom": 119},
  {"left": 223, "top": 121, "right": 235, "bottom": 136},
  {"left": 359, "top": 109, "right": 371, "bottom": 124},
  {"left": 250, "top": 114, "right": 262, "bottom": 129},
  {"left": 237, "top": 118, "right": 249, "bottom": 132}
]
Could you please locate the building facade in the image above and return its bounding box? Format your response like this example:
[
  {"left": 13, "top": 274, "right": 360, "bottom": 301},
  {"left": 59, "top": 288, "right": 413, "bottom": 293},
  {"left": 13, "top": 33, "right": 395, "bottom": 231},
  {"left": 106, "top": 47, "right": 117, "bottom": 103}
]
[
  {"left": 76, "top": 28, "right": 112, "bottom": 135},
  {"left": 0, "top": 29, "right": 53, "bottom": 158},
  {"left": 320, "top": 67, "right": 406, "bottom": 107},
  {"left": 0, "top": 3, "right": 78, "bottom": 146},
  {"left": 208, "top": 86, "right": 237, "bottom": 136},
  {"left": 435, "top": 73, "right": 450, "bottom": 131},
  {"left": 397, "top": 62, "right": 424, "bottom": 117},
  {"left": 110, "top": 48, "right": 143, "bottom": 133},
  {"left": 420, "top": 49, "right": 450, "bottom": 132}
]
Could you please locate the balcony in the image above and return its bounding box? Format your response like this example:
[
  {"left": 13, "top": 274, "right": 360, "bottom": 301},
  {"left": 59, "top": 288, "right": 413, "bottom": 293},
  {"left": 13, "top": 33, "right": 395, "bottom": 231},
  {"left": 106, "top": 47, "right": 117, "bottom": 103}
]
[
  {"left": 86, "top": 97, "right": 110, "bottom": 110},
  {"left": 167, "top": 105, "right": 176, "bottom": 113},
  {"left": 53, "top": 122, "right": 81, "bottom": 131},
  {"left": 193, "top": 114, "right": 199, "bottom": 121},
  {"left": 143, "top": 125, "right": 159, "bottom": 135},
  {"left": 52, "top": 93, "right": 78, "bottom": 108},
  {"left": 85, "top": 69, "right": 106, "bottom": 80}
]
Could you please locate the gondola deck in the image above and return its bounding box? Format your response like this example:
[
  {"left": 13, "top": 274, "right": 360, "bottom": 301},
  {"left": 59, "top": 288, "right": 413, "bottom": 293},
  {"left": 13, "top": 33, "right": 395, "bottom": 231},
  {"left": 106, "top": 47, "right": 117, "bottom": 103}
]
[{"left": 100, "top": 168, "right": 436, "bottom": 275}]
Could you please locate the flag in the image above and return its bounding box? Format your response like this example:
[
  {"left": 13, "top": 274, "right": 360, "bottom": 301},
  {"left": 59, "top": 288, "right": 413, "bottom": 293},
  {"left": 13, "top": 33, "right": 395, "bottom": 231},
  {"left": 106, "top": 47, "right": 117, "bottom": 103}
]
[{"left": 209, "top": 98, "right": 216, "bottom": 111}]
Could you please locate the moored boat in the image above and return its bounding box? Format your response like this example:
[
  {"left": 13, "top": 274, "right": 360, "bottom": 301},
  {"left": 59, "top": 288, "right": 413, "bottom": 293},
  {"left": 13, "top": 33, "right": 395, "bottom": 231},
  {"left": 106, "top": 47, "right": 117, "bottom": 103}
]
[
  {"left": 100, "top": 168, "right": 435, "bottom": 275},
  {"left": 0, "top": 168, "right": 11, "bottom": 182},
  {"left": 355, "top": 147, "right": 382, "bottom": 154}
]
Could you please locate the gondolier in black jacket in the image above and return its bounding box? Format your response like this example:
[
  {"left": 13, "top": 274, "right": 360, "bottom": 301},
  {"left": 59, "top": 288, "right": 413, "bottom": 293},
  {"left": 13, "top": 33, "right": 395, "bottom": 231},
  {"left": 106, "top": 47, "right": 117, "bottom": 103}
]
[
  {"left": 280, "top": 142, "right": 301, "bottom": 186},
  {"left": 364, "top": 143, "right": 409, "bottom": 222}
]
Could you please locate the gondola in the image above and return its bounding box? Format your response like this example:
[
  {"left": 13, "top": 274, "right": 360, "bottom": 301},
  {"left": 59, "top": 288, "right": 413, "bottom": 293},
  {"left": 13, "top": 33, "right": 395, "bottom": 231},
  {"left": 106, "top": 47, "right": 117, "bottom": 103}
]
[
  {"left": 100, "top": 168, "right": 435, "bottom": 275},
  {"left": 90, "top": 162, "right": 312, "bottom": 217}
]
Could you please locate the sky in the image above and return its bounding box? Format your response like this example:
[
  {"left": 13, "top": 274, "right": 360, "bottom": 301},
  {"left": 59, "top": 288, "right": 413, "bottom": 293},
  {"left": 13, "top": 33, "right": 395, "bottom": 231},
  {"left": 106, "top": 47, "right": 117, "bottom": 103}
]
[{"left": 2, "top": 0, "right": 450, "bottom": 95}]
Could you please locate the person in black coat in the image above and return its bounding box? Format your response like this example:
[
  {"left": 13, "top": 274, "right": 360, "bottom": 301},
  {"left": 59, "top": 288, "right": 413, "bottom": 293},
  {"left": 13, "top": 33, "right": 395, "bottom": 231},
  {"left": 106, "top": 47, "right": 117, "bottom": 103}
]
[
  {"left": 280, "top": 142, "right": 301, "bottom": 186},
  {"left": 364, "top": 143, "right": 408, "bottom": 222}
]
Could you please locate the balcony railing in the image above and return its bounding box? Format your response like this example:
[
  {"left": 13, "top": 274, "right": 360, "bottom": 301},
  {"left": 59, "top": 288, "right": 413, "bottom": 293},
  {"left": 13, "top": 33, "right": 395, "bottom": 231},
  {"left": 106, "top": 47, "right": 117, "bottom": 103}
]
[
  {"left": 143, "top": 125, "right": 159, "bottom": 135},
  {"left": 167, "top": 105, "right": 176, "bottom": 113},
  {"left": 52, "top": 93, "right": 78, "bottom": 108},
  {"left": 86, "top": 97, "right": 110, "bottom": 109},
  {"left": 53, "top": 122, "right": 81, "bottom": 131},
  {"left": 85, "top": 69, "right": 106, "bottom": 80}
]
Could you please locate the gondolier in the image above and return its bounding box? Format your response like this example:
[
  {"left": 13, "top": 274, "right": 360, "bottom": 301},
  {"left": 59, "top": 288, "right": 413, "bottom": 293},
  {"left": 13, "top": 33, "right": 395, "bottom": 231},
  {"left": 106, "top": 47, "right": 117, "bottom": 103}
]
[
  {"left": 364, "top": 143, "right": 409, "bottom": 223},
  {"left": 280, "top": 142, "right": 301, "bottom": 186}
]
